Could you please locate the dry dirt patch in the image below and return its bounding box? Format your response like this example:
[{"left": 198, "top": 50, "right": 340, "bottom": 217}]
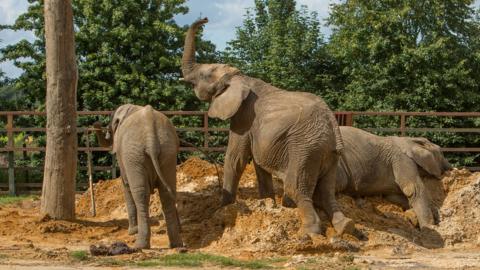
[{"left": 0, "top": 157, "right": 479, "bottom": 268}]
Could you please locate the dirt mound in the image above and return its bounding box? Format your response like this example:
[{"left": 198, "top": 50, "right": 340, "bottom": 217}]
[
  {"left": 178, "top": 157, "right": 223, "bottom": 180},
  {"left": 71, "top": 158, "right": 480, "bottom": 255},
  {"left": 436, "top": 169, "right": 480, "bottom": 247}
]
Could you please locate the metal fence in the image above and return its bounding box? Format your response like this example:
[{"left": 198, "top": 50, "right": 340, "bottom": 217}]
[{"left": 1, "top": 111, "right": 479, "bottom": 195}]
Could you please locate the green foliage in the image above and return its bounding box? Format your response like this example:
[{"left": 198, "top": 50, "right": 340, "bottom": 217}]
[
  {"left": 223, "top": 0, "right": 338, "bottom": 95},
  {"left": 0, "top": 195, "right": 37, "bottom": 205},
  {"left": 0, "top": 1, "right": 45, "bottom": 110},
  {"left": 326, "top": 0, "right": 480, "bottom": 167},
  {"left": 327, "top": 0, "right": 480, "bottom": 112},
  {"left": 136, "top": 253, "right": 273, "bottom": 269},
  {"left": 1, "top": 0, "right": 217, "bottom": 111},
  {"left": 69, "top": 250, "right": 89, "bottom": 261}
]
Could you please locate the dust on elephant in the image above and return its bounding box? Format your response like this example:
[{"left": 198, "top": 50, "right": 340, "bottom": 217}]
[
  {"left": 325, "top": 126, "right": 451, "bottom": 229},
  {"left": 181, "top": 18, "right": 354, "bottom": 236},
  {"left": 94, "top": 104, "right": 183, "bottom": 249}
]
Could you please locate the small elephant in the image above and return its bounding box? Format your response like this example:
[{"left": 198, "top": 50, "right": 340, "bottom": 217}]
[
  {"left": 94, "top": 104, "right": 183, "bottom": 249},
  {"left": 181, "top": 18, "right": 354, "bottom": 236},
  {"left": 326, "top": 126, "right": 451, "bottom": 228}
]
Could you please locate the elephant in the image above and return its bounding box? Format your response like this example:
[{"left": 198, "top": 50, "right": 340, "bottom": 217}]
[
  {"left": 93, "top": 104, "right": 183, "bottom": 249},
  {"left": 181, "top": 18, "right": 354, "bottom": 236},
  {"left": 321, "top": 126, "right": 451, "bottom": 228}
]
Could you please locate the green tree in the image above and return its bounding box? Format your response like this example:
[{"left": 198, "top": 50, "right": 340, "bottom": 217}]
[
  {"left": 327, "top": 0, "right": 480, "bottom": 167},
  {"left": 327, "top": 0, "right": 480, "bottom": 112},
  {"left": 0, "top": 1, "right": 46, "bottom": 110},
  {"left": 1, "top": 0, "right": 217, "bottom": 111},
  {"left": 223, "top": 0, "right": 338, "bottom": 95}
]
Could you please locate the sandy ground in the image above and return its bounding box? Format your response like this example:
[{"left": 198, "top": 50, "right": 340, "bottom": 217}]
[{"left": 0, "top": 157, "right": 479, "bottom": 269}]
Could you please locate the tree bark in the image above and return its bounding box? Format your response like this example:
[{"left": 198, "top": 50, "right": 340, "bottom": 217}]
[{"left": 41, "top": 0, "right": 78, "bottom": 220}]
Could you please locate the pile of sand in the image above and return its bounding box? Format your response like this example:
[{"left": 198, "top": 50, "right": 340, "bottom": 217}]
[{"left": 74, "top": 158, "right": 480, "bottom": 255}]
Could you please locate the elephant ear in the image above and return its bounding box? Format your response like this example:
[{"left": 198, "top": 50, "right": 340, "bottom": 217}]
[
  {"left": 208, "top": 76, "right": 250, "bottom": 120},
  {"left": 111, "top": 104, "right": 141, "bottom": 153},
  {"left": 404, "top": 138, "right": 443, "bottom": 178}
]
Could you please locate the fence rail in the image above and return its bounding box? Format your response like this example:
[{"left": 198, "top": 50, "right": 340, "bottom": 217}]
[{"left": 1, "top": 110, "right": 479, "bottom": 195}]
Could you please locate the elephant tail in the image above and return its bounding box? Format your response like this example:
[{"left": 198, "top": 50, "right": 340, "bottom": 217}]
[
  {"left": 327, "top": 112, "right": 344, "bottom": 153},
  {"left": 150, "top": 151, "right": 175, "bottom": 199},
  {"left": 143, "top": 105, "right": 175, "bottom": 199},
  {"left": 327, "top": 112, "right": 357, "bottom": 186}
]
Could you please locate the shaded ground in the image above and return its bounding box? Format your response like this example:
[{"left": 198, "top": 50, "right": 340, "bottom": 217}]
[{"left": 0, "top": 157, "right": 479, "bottom": 269}]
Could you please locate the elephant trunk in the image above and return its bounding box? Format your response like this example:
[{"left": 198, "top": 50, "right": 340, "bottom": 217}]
[{"left": 181, "top": 17, "right": 209, "bottom": 80}]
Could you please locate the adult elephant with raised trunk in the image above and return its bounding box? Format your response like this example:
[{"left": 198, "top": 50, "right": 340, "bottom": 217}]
[
  {"left": 93, "top": 104, "right": 183, "bottom": 249},
  {"left": 181, "top": 18, "right": 354, "bottom": 236}
]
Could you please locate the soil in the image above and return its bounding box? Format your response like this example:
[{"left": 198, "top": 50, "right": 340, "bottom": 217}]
[{"left": 0, "top": 157, "right": 479, "bottom": 269}]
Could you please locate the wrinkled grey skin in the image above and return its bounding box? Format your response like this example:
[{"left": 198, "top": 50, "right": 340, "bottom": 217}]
[
  {"left": 327, "top": 126, "right": 451, "bottom": 228},
  {"left": 94, "top": 104, "right": 183, "bottom": 249},
  {"left": 181, "top": 18, "right": 354, "bottom": 236}
]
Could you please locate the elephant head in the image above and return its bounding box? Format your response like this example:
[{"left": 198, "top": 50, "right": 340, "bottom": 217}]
[
  {"left": 94, "top": 104, "right": 142, "bottom": 153},
  {"left": 394, "top": 137, "right": 452, "bottom": 179},
  {"left": 182, "top": 17, "right": 249, "bottom": 120}
]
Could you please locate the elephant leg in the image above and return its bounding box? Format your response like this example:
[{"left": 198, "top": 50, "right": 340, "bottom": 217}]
[
  {"left": 123, "top": 183, "right": 138, "bottom": 235},
  {"left": 384, "top": 193, "right": 410, "bottom": 210},
  {"left": 158, "top": 187, "right": 183, "bottom": 248},
  {"left": 393, "top": 158, "right": 435, "bottom": 228},
  {"left": 397, "top": 179, "right": 434, "bottom": 228},
  {"left": 222, "top": 132, "right": 251, "bottom": 206},
  {"left": 157, "top": 155, "right": 183, "bottom": 248},
  {"left": 317, "top": 163, "right": 355, "bottom": 236},
  {"left": 118, "top": 157, "right": 138, "bottom": 235},
  {"left": 284, "top": 158, "right": 322, "bottom": 235},
  {"left": 126, "top": 166, "right": 151, "bottom": 249},
  {"left": 253, "top": 160, "right": 274, "bottom": 200}
]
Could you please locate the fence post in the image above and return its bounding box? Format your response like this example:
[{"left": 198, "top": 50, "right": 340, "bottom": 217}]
[
  {"left": 7, "top": 114, "right": 15, "bottom": 196},
  {"left": 400, "top": 114, "right": 406, "bottom": 136},
  {"left": 111, "top": 154, "right": 117, "bottom": 179},
  {"left": 346, "top": 113, "right": 354, "bottom": 126},
  {"left": 203, "top": 112, "right": 209, "bottom": 149}
]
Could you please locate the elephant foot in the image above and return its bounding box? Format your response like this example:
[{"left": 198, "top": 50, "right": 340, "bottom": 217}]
[
  {"left": 300, "top": 222, "right": 322, "bottom": 236},
  {"left": 221, "top": 190, "right": 235, "bottom": 206},
  {"left": 128, "top": 226, "right": 138, "bottom": 235},
  {"left": 332, "top": 212, "right": 355, "bottom": 235},
  {"left": 135, "top": 239, "right": 150, "bottom": 250},
  {"left": 281, "top": 195, "right": 297, "bottom": 208}
]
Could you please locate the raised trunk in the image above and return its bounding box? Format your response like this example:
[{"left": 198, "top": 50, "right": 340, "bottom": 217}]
[
  {"left": 181, "top": 17, "right": 208, "bottom": 79},
  {"left": 41, "top": 0, "right": 77, "bottom": 220}
]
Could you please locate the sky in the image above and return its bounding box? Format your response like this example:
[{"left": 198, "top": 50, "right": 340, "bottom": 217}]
[
  {"left": 0, "top": 0, "right": 339, "bottom": 78},
  {"left": 1, "top": 0, "right": 479, "bottom": 78}
]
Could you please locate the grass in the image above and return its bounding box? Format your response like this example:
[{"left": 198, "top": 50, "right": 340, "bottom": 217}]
[
  {"left": 0, "top": 195, "right": 37, "bottom": 205},
  {"left": 136, "top": 253, "right": 274, "bottom": 269},
  {"left": 0, "top": 254, "right": 8, "bottom": 260},
  {"left": 70, "top": 250, "right": 89, "bottom": 261}
]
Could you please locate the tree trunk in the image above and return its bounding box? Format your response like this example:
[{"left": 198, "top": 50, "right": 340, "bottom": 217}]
[{"left": 41, "top": 0, "right": 78, "bottom": 220}]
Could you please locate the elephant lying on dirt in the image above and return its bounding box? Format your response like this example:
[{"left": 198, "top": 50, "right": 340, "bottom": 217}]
[
  {"left": 181, "top": 18, "right": 354, "bottom": 236},
  {"left": 320, "top": 126, "right": 451, "bottom": 229},
  {"left": 94, "top": 104, "right": 183, "bottom": 249}
]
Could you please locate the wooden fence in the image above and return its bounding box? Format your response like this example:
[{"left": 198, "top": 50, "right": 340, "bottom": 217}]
[{"left": 1, "top": 111, "right": 479, "bottom": 195}]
